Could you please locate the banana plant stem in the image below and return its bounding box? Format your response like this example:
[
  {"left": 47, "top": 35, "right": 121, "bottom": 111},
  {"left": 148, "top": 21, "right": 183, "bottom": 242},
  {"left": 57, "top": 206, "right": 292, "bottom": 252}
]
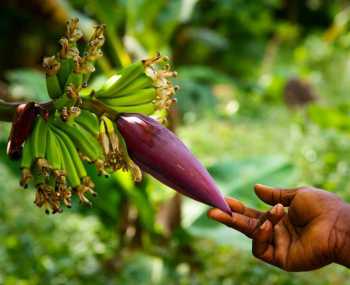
[
  {"left": 0, "top": 99, "right": 20, "bottom": 122},
  {"left": 81, "top": 98, "right": 119, "bottom": 119},
  {"left": 0, "top": 100, "right": 54, "bottom": 122},
  {"left": 0, "top": 98, "right": 118, "bottom": 123}
]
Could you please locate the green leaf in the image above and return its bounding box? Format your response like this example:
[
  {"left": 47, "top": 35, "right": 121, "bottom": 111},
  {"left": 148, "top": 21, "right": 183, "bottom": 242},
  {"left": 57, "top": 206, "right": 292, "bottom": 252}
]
[
  {"left": 6, "top": 69, "right": 49, "bottom": 102},
  {"left": 113, "top": 171, "right": 156, "bottom": 232}
]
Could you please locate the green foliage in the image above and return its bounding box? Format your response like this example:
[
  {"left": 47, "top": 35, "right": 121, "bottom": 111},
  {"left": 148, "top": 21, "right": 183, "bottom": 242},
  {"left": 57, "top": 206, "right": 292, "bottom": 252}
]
[
  {"left": 1, "top": 0, "right": 350, "bottom": 284},
  {"left": 6, "top": 69, "right": 49, "bottom": 101}
]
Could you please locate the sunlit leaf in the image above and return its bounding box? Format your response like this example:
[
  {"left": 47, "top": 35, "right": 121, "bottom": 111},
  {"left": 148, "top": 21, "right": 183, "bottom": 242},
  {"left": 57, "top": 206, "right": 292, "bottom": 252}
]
[{"left": 6, "top": 69, "right": 49, "bottom": 102}]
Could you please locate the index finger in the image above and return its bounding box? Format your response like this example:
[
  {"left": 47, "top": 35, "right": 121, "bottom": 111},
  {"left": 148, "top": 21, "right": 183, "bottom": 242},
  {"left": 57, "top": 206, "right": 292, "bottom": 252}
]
[
  {"left": 208, "top": 208, "right": 258, "bottom": 238},
  {"left": 208, "top": 203, "right": 285, "bottom": 239},
  {"left": 225, "top": 197, "right": 263, "bottom": 219}
]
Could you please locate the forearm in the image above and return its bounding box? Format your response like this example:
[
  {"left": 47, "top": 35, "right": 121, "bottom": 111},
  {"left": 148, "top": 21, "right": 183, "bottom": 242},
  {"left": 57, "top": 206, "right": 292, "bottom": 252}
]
[{"left": 334, "top": 202, "right": 350, "bottom": 268}]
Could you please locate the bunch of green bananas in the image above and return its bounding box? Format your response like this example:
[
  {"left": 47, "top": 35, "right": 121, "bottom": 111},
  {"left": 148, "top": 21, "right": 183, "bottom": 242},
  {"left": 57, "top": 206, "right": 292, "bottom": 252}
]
[
  {"left": 20, "top": 110, "right": 105, "bottom": 213},
  {"left": 19, "top": 108, "right": 144, "bottom": 214},
  {"left": 43, "top": 18, "right": 105, "bottom": 113},
  {"left": 82, "top": 53, "right": 178, "bottom": 117},
  {"left": 11, "top": 18, "right": 178, "bottom": 214}
]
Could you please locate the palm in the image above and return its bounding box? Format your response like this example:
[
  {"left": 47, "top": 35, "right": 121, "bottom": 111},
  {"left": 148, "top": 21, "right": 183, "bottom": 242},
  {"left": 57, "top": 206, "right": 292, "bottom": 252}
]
[
  {"left": 272, "top": 189, "right": 341, "bottom": 270},
  {"left": 208, "top": 185, "right": 344, "bottom": 271},
  {"left": 273, "top": 214, "right": 331, "bottom": 270}
]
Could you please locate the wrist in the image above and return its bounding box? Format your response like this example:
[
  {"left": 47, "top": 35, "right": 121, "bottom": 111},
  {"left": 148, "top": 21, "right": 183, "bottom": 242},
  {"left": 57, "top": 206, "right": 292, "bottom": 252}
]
[{"left": 334, "top": 202, "right": 350, "bottom": 267}]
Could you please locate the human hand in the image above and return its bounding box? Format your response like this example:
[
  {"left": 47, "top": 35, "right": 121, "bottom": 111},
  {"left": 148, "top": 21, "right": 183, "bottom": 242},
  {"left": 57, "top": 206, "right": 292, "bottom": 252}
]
[{"left": 208, "top": 184, "right": 350, "bottom": 271}]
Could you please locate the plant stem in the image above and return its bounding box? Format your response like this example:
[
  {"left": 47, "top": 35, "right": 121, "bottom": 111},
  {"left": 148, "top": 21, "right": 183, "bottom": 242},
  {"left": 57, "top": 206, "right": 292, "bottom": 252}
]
[
  {"left": 81, "top": 98, "right": 119, "bottom": 119},
  {"left": 0, "top": 98, "right": 118, "bottom": 123},
  {"left": 0, "top": 100, "right": 54, "bottom": 123},
  {"left": 0, "top": 100, "right": 20, "bottom": 122}
]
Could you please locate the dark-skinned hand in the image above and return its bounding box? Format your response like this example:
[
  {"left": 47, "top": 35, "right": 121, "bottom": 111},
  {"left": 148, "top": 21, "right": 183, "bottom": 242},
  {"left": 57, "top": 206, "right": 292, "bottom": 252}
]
[{"left": 208, "top": 184, "right": 350, "bottom": 271}]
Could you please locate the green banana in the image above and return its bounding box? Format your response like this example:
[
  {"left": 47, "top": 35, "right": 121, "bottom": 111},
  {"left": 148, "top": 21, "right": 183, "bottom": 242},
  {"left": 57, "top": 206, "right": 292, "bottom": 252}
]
[
  {"left": 82, "top": 73, "right": 91, "bottom": 86},
  {"left": 98, "top": 75, "right": 153, "bottom": 99},
  {"left": 52, "top": 118, "right": 104, "bottom": 161},
  {"left": 32, "top": 117, "right": 48, "bottom": 159},
  {"left": 119, "top": 60, "right": 144, "bottom": 77},
  {"left": 113, "top": 75, "right": 153, "bottom": 97},
  {"left": 75, "top": 110, "right": 100, "bottom": 137},
  {"left": 46, "top": 74, "right": 62, "bottom": 99},
  {"left": 52, "top": 124, "right": 96, "bottom": 206},
  {"left": 99, "top": 73, "right": 121, "bottom": 92},
  {"left": 32, "top": 117, "right": 50, "bottom": 176},
  {"left": 51, "top": 125, "right": 87, "bottom": 179},
  {"left": 46, "top": 128, "right": 63, "bottom": 171},
  {"left": 65, "top": 71, "right": 83, "bottom": 90},
  {"left": 78, "top": 87, "right": 94, "bottom": 98},
  {"left": 57, "top": 58, "right": 74, "bottom": 88},
  {"left": 104, "top": 101, "right": 156, "bottom": 115},
  {"left": 53, "top": 92, "right": 75, "bottom": 110},
  {"left": 20, "top": 133, "right": 34, "bottom": 188},
  {"left": 20, "top": 133, "right": 34, "bottom": 169},
  {"left": 53, "top": 127, "right": 81, "bottom": 188},
  {"left": 95, "top": 62, "right": 144, "bottom": 97},
  {"left": 100, "top": 88, "right": 156, "bottom": 107}
]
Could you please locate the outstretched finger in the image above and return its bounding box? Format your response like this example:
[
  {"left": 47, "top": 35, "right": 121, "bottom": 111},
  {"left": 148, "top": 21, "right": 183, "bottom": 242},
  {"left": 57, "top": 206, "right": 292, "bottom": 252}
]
[
  {"left": 225, "top": 197, "right": 262, "bottom": 219},
  {"left": 254, "top": 184, "right": 298, "bottom": 206},
  {"left": 208, "top": 208, "right": 258, "bottom": 238}
]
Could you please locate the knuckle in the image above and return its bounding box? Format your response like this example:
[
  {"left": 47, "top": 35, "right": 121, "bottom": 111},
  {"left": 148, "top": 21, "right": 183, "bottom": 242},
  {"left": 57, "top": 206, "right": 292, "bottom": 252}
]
[
  {"left": 246, "top": 217, "right": 255, "bottom": 233},
  {"left": 230, "top": 214, "right": 237, "bottom": 224},
  {"left": 274, "top": 223, "right": 282, "bottom": 231}
]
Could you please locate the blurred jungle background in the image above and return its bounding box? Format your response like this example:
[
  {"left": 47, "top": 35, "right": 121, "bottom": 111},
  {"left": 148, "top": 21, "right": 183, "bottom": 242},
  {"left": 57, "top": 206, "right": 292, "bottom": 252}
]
[{"left": 0, "top": 0, "right": 350, "bottom": 284}]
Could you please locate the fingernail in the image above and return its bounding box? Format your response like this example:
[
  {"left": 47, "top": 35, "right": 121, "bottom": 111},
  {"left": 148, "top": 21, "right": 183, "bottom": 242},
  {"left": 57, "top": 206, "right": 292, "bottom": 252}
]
[
  {"left": 207, "top": 209, "right": 215, "bottom": 217},
  {"left": 260, "top": 221, "right": 268, "bottom": 230},
  {"left": 271, "top": 206, "right": 277, "bottom": 215}
]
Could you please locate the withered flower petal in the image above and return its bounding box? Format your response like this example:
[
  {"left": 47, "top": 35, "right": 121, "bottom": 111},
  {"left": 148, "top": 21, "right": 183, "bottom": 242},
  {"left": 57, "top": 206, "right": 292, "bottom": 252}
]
[{"left": 7, "top": 102, "right": 38, "bottom": 160}]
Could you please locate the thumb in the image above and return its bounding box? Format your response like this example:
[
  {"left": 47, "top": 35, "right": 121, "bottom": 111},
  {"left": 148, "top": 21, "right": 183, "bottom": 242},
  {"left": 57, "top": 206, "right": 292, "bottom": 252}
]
[{"left": 254, "top": 184, "right": 298, "bottom": 206}]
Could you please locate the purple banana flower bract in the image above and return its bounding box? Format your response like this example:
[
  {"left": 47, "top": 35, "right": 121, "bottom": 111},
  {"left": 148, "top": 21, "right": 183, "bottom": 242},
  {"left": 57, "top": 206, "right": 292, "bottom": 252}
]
[{"left": 116, "top": 113, "right": 232, "bottom": 215}]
